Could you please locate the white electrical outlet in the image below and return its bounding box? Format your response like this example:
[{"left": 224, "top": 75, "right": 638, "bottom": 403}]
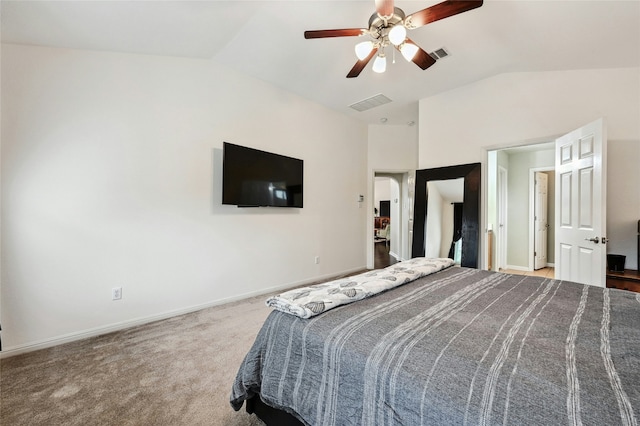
[
  {"left": 314, "top": 256, "right": 320, "bottom": 264},
  {"left": 112, "top": 287, "right": 122, "bottom": 300}
]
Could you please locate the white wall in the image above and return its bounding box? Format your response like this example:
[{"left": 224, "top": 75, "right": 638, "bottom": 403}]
[
  {"left": 1, "top": 44, "right": 368, "bottom": 354},
  {"left": 425, "top": 182, "right": 443, "bottom": 259},
  {"left": 419, "top": 68, "right": 640, "bottom": 268},
  {"left": 439, "top": 202, "right": 454, "bottom": 259},
  {"left": 368, "top": 124, "right": 418, "bottom": 170},
  {"left": 374, "top": 178, "right": 391, "bottom": 214},
  {"left": 419, "top": 68, "right": 640, "bottom": 168}
]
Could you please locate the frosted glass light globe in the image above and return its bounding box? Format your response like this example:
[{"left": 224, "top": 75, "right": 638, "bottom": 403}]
[
  {"left": 355, "top": 41, "right": 374, "bottom": 60},
  {"left": 388, "top": 25, "right": 407, "bottom": 46},
  {"left": 400, "top": 43, "right": 419, "bottom": 61},
  {"left": 372, "top": 55, "right": 387, "bottom": 73}
]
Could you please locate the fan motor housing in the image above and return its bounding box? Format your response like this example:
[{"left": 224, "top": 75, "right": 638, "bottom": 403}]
[{"left": 368, "top": 7, "right": 406, "bottom": 40}]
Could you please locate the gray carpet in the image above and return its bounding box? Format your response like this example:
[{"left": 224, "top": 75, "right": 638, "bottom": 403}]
[{"left": 1, "top": 293, "right": 277, "bottom": 425}]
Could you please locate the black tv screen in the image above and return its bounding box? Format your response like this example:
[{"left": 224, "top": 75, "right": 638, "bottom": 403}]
[{"left": 222, "top": 142, "right": 303, "bottom": 208}]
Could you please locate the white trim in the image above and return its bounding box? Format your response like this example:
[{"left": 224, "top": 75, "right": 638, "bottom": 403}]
[
  {"left": 483, "top": 136, "right": 562, "bottom": 153},
  {"left": 480, "top": 159, "right": 487, "bottom": 270},
  {"left": 506, "top": 264, "right": 530, "bottom": 272},
  {"left": 497, "top": 166, "right": 508, "bottom": 272},
  {"left": 0, "top": 266, "right": 365, "bottom": 358}
]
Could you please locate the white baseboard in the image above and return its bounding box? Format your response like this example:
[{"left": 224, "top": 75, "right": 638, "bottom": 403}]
[
  {"left": 503, "top": 264, "right": 555, "bottom": 273},
  {"left": 0, "top": 266, "right": 366, "bottom": 359},
  {"left": 505, "top": 265, "right": 529, "bottom": 272}
]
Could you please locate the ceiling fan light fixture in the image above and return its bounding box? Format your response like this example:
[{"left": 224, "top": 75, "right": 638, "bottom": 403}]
[
  {"left": 304, "top": 0, "right": 484, "bottom": 78},
  {"left": 388, "top": 24, "right": 407, "bottom": 46},
  {"left": 400, "top": 42, "right": 419, "bottom": 61},
  {"left": 372, "top": 54, "right": 387, "bottom": 73},
  {"left": 355, "top": 41, "right": 374, "bottom": 60}
]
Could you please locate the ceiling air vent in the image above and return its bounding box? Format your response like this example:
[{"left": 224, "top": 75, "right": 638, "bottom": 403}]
[
  {"left": 429, "top": 47, "right": 450, "bottom": 60},
  {"left": 349, "top": 93, "right": 392, "bottom": 112}
]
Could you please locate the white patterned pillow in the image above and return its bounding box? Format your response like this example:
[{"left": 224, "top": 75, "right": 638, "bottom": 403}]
[{"left": 266, "top": 257, "right": 454, "bottom": 318}]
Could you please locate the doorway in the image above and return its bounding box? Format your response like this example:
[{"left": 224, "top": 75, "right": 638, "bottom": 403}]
[
  {"left": 374, "top": 176, "right": 394, "bottom": 269},
  {"left": 372, "top": 172, "right": 410, "bottom": 269},
  {"left": 530, "top": 168, "right": 555, "bottom": 270},
  {"left": 486, "top": 120, "right": 606, "bottom": 286},
  {"left": 487, "top": 142, "right": 555, "bottom": 272}
]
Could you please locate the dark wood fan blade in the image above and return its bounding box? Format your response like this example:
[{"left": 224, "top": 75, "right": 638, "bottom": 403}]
[
  {"left": 304, "top": 29, "right": 366, "bottom": 39},
  {"left": 375, "top": 0, "right": 395, "bottom": 18},
  {"left": 404, "top": 38, "right": 436, "bottom": 70},
  {"left": 347, "top": 47, "right": 379, "bottom": 78},
  {"left": 406, "top": 0, "right": 483, "bottom": 29}
]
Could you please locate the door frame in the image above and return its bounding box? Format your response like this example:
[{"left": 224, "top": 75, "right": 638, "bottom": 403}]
[
  {"left": 496, "top": 166, "right": 508, "bottom": 271},
  {"left": 529, "top": 167, "right": 554, "bottom": 271}
]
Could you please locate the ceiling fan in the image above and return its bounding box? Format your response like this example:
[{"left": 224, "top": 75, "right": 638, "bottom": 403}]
[{"left": 304, "top": 0, "right": 483, "bottom": 78}]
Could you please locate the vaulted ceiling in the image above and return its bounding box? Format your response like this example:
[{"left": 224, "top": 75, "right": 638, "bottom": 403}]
[{"left": 2, "top": 1, "right": 639, "bottom": 125}]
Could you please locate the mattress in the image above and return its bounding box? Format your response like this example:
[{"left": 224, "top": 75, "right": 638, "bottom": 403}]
[{"left": 231, "top": 266, "right": 639, "bottom": 425}]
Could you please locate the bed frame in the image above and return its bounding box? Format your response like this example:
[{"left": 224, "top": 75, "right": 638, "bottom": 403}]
[{"left": 245, "top": 395, "right": 303, "bottom": 426}]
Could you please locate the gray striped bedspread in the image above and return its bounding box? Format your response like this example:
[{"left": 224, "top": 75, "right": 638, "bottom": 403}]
[{"left": 230, "top": 266, "right": 640, "bottom": 425}]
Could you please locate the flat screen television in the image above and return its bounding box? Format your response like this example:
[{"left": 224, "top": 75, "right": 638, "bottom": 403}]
[{"left": 222, "top": 142, "right": 304, "bottom": 208}]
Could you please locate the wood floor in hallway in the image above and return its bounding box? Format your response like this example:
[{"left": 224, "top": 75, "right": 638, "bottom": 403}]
[
  {"left": 502, "top": 267, "right": 555, "bottom": 279},
  {"left": 374, "top": 241, "right": 398, "bottom": 269}
]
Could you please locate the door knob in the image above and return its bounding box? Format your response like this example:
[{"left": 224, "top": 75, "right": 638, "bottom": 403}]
[{"left": 584, "top": 237, "right": 600, "bottom": 244}]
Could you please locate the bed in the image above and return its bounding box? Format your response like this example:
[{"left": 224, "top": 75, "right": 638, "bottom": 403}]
[{"left": 230, "top": 258, "right": 639, "bottom": 425}]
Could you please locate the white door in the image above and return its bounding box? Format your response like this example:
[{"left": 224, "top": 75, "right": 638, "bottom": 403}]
[
  {"left": 555, "top": 118, "right": 607, "bottom": 287},
  {"left": 534, "top": 172, "right": 548, "bottom": 270},
  {"left": 497, "top": 167, "right": 508, "bottom": 270}
]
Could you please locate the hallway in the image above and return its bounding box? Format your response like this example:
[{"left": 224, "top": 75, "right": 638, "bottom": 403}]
[{"left": 374, "top": 241, "right": 397, "bottom": 269}]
